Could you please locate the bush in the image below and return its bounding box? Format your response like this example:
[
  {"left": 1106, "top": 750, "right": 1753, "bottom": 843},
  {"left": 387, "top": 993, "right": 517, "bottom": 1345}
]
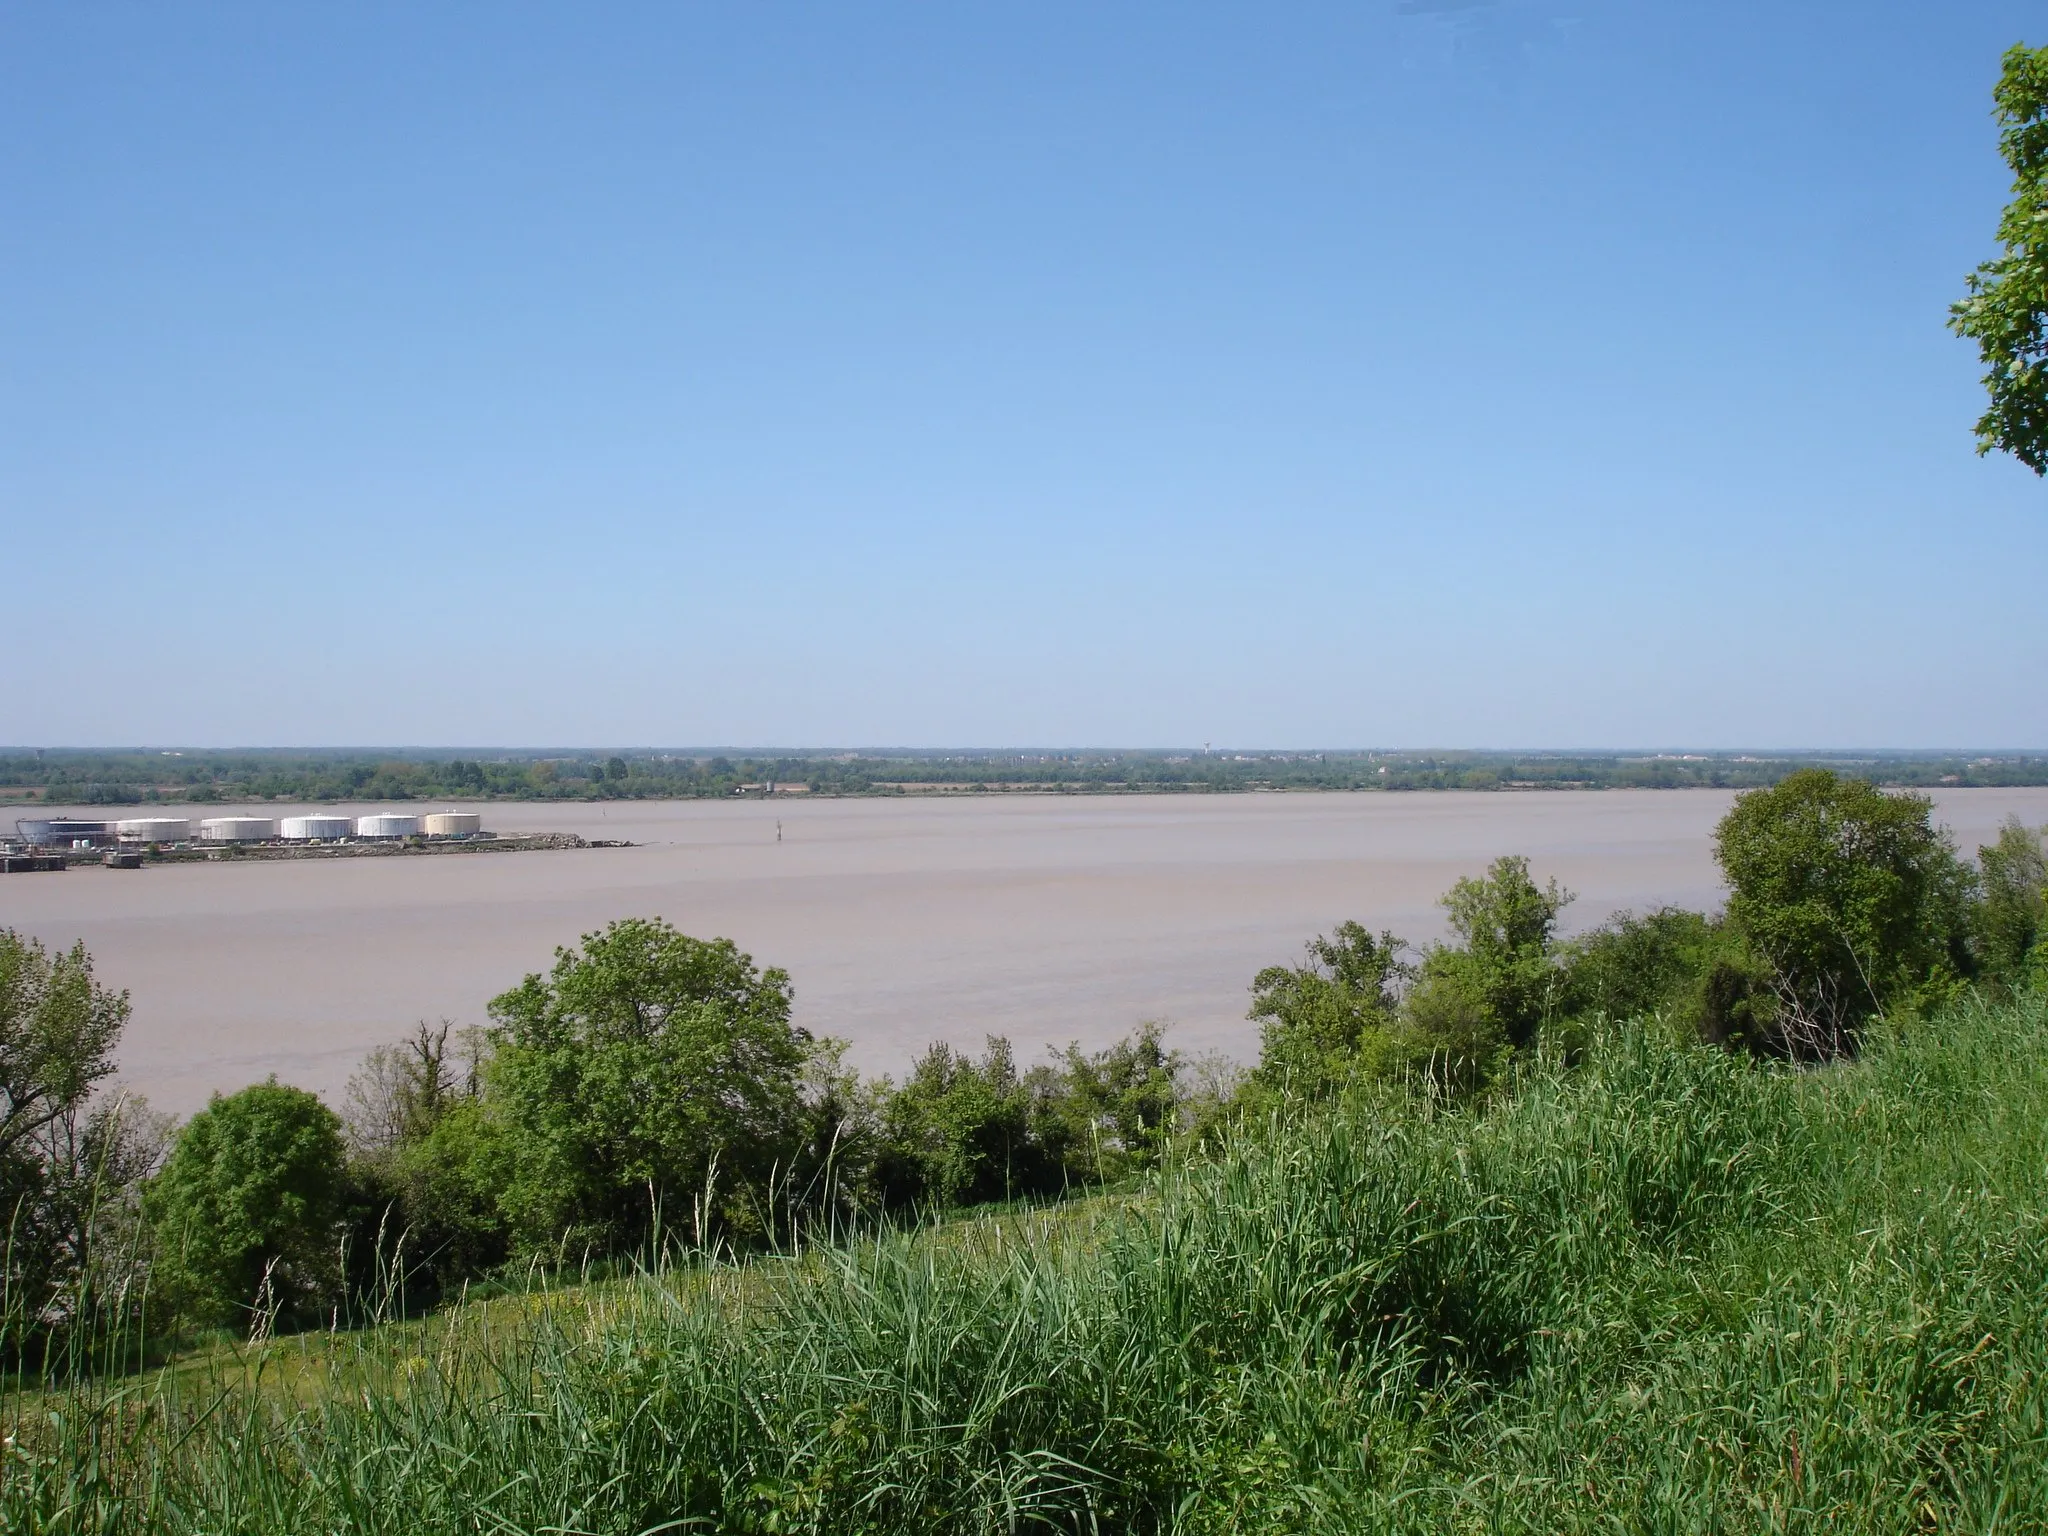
[
  {"left": 1432, "top": 854, "right": 1571, "bottom": 1050},
  {"left": 1046, "top": 1020, "right": 1184, "bottom": 1183},
  {"left": 1247, "top": 861, "right": 1570, "bottom": 1101},
  {"left": 340, "top": 1024, "right": 505, "bottom": 1302},
  {"left": 1554, "top": 904, "right": 1747, "bottom": 1046}
]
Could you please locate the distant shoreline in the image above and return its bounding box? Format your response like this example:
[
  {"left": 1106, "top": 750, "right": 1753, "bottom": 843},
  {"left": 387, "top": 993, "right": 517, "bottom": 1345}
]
[
  {"left": 12, "top": 780, "right": 2048, "bottom": 816},
  {"left": 8, "top": 747, "right": 2048, "bottom": 811}
]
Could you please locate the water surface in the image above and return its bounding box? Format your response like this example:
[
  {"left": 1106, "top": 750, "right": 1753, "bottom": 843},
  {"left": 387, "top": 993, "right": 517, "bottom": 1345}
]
[{"left": 6, "top": 788, "right": 2044, "bottom": 1116}]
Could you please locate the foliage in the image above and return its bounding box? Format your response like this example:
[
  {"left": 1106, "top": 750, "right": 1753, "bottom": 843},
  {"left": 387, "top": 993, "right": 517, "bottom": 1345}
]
[
  {"left": 869, "top": 1037, "right": 1053, "bottom": 1208},
  {"left": 15, "top": 993, "right": 2048, "bottom": 1533},
  {"left": 0, "top": 933, "right": 128, "bottom": 1165},
  {"left": 1951, "top": 42, "right": 2048, "bottom": 473},
  {"left": 1392, "top": 954, "right": 1509, "bottom": 1094},
  {"left": 1976, "top": 816, "right": 2048, "bottom": 986},
  {"left": 1246, "top": 860, "right": 1573, "bottom": 1101},
  {"left": 142, "top": 1080, "right": 348, "bottom": 1334},
  {"left": 1047, "top": 1020, "right": 1184, "bottom": 1183},
  {"left": 1431, "top": 853, "right": 1572, "bottom": 1050},
  {"left": 1248, "top": 922, "right": 1411, "bottom": 1098},
  {"left": 1714, "top": 770, "right": 1975, "bottom": 1056},
  {"left": 341, "top": 1024, "right": 504, "bottom": 1303},
  {"left": 483, "top": 918, "right": 815, "bottom": 1254},
  {"left": 1554, "top": 905, "right": 1736, "bottom": 1033},
  {"left": 870, "top": 1023, "right": 1189, "bottom": 1208},
  {"left": 0, "top": 931, "right": 140, "bottom": 1366}
]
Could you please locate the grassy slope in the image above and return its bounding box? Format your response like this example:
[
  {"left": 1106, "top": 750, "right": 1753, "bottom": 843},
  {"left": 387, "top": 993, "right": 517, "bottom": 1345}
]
[{"left": 7, "top": 993, "right": 2048, "bottom": 1534}]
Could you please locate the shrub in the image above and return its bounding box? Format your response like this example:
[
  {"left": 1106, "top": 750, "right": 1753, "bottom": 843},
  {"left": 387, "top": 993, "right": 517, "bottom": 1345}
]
[
  {"left": 1046, "top": 1020, "right": 1184, "bottom": 1182},
  {"left": 1432, "top": 854, "right": 1571, "bottom": 1050}
]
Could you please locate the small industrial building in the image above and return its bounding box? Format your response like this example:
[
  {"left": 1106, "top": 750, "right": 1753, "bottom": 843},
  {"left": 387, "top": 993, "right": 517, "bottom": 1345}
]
[{"left": 15, "top": 818, "right": 115, "bottom": 848}]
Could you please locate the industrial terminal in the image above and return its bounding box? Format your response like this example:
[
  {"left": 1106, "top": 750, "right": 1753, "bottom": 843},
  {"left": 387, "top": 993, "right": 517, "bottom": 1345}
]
[
  {"left": 10, "top": 811, "right": 485, "bottom": 848},
  {"left": 0, "top": 810, "right": 610, "bottom": 872}
]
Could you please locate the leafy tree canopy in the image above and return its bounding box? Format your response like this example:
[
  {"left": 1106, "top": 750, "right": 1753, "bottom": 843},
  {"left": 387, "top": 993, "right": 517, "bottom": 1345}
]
[
  {"left": 0, "top": 931, "right": 144, "bottom": 1362},
  {"left": 872, "top": 1037, "right": 1047, "bottom": 1208},
  {"left": 145, "top": 1079, "right": 348, "bottom": 1332},
  {"left": 1434, "top": 855, "right": 1572, "bottom": 1051},
  {"left": 0, "top": 932, "right": 128, "bottom": 1162},
  {"left": 1952, "top": 42, "right": 2048, "bottom": 472},
  {"left": 1977, "top": 817, "right": 2048, "bottom": 986},
  {"left": 1714, "top": 770, "right": 1974, "bottom": 1054},
  {"left": 1248, "top": 922, "right": 1411, "bottom": 1099},
  {"left": 485, "top": 918, "right": 812, "bottom": 1252}
]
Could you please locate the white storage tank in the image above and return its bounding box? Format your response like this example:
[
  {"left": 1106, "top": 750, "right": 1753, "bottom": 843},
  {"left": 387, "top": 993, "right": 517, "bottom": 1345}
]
[
  {"left": 422, "top": 812, "right": 481, "bottom": 838},
  {"left": 355, "top": 813, "right": 420, "bottom": 839},
  {"left": 116, "top": 817, "right": 191, "bottom": 843},
  {"left": 199, "top": 817, "right": 277, "bottom": 843},
  {"left": 279, "top": 815, "right": 354, "bottom": 841}
]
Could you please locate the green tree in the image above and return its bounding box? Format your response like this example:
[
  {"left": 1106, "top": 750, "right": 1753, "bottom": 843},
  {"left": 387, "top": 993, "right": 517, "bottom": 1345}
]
[
  {"left": 1248, "top": 922, "right": 1411, "bottom": 1099},
  {"left": 1049, "top": 1022, "right": 1185, "bottom": 1182},
  {"left": 1557, "top": 907, "right": 1707, "bottom": 1023},
  {"left": 1714, "top": 770, "right": 1974, "bottom": 1056},
  {"left": 0, "top": 932, "right": 128, "bottom": 1165},
  {"left": 870, "top": 1037, "right": 1050, "bottom": 1208},
  {"left": 485, "top": 918, "right": 812, "bottom": 1253},
  {"left": 1977, "top": 817, "right": 2048, "bottom": 986},
  {"left": 376, "top": 1101, "right": 508, "bottom": 1297},
  {"left": 1952, "top": 43, "right": 2048, "bottom": 472},
  {"left": 0, "top": 931, "right": 137, "bottom": 1359},
  {"left": 1394, "top": 955, "right": 1506, "bottom": 1095},
  {"left": 1434, "top": 855, "right": 1572, "bottom": 1050},
  {"left": 342, "top": 1023, "right": 505, "bottom": 1300},
  {"left": 145, "top": 1080, "right": 348, "bottom": 1333}
]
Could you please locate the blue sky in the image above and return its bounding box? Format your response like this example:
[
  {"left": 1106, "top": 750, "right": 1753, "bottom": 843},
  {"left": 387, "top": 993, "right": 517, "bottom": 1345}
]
[{"left": 4, "top": 1, "right": 2044, "bottom": 749}]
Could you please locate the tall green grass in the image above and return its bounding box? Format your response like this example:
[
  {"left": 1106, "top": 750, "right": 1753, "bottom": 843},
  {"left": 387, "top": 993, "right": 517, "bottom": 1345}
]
[{"left": 7, "top": 993, "right": 2048, "bottom": 1533}]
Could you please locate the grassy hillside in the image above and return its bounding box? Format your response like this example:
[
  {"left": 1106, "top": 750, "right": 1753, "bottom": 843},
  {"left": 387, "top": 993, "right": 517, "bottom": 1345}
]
[{"left": 8, "top": 991, "right": 2048, "bottom": 1533}]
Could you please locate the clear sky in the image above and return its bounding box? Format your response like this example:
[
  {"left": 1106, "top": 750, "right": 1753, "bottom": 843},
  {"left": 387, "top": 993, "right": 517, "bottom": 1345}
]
[{"left": 4, "top": 1, "right": 2044, "bottom": 750}]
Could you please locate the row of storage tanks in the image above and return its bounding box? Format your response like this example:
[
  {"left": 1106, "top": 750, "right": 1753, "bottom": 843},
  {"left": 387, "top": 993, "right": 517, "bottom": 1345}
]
[{"left": 14, "top": 813, "right": 483, "bottom": 846}]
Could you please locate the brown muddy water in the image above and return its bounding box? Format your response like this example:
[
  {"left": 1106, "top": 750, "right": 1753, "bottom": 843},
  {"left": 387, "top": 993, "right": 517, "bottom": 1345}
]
[{"left": 6, "top": 789, "right": 2047, "bottom": 1117}]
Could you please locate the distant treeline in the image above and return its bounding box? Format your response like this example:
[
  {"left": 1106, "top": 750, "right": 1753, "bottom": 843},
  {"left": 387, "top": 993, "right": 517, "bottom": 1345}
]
[{"left": 4, "top": 747, "right": 2048, "bottom": 805}]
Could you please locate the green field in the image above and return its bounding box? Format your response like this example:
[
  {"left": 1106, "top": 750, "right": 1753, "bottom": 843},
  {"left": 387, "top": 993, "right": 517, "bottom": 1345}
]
[{"left": 8, "top": 989, "right": 2048, "bottom": 1534}]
